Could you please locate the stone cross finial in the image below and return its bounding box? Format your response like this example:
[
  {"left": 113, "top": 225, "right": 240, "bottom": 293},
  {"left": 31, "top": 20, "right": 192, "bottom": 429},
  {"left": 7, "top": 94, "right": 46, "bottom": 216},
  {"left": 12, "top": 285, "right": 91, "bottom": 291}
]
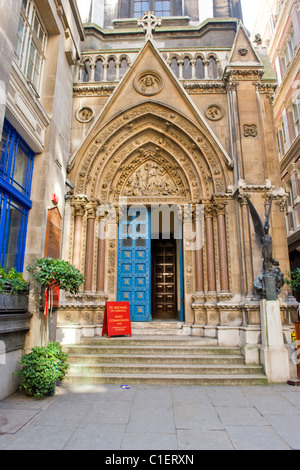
[{"left": 138, "top": 11, "right": 161, "bottom": 40}]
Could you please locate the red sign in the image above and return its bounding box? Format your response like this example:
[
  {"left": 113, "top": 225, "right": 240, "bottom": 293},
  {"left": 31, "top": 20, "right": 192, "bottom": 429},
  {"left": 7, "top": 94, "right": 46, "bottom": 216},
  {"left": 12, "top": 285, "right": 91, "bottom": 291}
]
[{"left": 102, "top": 302, "right": 132, "bottom": 338}]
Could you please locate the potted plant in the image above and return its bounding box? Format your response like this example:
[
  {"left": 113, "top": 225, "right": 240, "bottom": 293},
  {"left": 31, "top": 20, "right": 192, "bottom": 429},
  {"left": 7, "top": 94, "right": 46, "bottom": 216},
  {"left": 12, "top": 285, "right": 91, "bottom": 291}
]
[
  {"left": 26, "top": 257, "right": 85, "bottom": 318},
  {"left": 0, "top": 267, "right": 29, "bottom": 313},
  {"left": 14, "top": 342, "right": 70, "bottom": 399}
]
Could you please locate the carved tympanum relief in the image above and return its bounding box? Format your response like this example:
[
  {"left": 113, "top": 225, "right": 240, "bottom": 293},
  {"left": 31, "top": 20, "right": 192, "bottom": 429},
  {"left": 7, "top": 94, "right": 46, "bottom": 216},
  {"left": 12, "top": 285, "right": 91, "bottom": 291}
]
[{"left": 123, "top": 160, "right": 181, "bottom": 196}]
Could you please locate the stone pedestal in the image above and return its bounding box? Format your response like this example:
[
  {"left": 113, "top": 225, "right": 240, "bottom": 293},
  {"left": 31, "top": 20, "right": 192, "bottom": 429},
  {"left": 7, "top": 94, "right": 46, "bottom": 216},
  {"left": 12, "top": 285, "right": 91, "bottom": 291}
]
[{"left": 260, "top": 299, "right": 290, "bottom": 383}]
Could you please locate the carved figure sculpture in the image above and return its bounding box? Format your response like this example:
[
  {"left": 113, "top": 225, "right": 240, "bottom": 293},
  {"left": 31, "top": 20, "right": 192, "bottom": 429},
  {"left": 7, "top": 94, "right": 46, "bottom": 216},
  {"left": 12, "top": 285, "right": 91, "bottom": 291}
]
[{"left": 247, "top": 195, "right": 284, "bottom": 300}]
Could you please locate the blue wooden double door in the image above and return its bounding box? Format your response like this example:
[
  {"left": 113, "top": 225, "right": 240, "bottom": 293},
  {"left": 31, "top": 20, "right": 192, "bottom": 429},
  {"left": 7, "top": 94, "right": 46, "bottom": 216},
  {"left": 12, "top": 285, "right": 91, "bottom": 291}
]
[{"left": 117, "top": 207, "right": 184, "bottom": 322}]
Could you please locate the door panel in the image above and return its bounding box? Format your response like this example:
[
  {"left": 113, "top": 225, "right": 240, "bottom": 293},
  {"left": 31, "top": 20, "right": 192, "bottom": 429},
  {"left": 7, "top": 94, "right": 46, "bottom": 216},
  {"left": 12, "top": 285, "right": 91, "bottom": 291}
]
[
  {"left": 117, "top": 207, "right": 151, "bottom": 322},
  {"left": 152, "top": 239, "right": 177, "bottom": 319}
]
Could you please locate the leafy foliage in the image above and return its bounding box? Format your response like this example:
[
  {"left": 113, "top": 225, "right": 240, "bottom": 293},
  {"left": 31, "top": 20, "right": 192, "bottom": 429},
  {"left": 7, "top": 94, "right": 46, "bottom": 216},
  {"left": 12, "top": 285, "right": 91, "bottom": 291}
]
[
  {"left": 0, "top": 267, "right": 28, "bottom": 294},
  {"left": 14, "top": 342, "right": 70, "bottom": 399},
  {"left": 26, "top": 258, "right": 84, "bottom": 294},
  {"left": 285, "top": 268, "right": 300, "bottom": 291}
]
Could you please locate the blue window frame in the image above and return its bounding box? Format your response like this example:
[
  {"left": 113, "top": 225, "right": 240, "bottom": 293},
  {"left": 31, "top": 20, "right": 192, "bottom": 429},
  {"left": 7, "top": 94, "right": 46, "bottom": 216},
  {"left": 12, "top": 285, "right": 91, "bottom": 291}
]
[{"left": 0, "top": 120, "right": 34, "bottom": 272}]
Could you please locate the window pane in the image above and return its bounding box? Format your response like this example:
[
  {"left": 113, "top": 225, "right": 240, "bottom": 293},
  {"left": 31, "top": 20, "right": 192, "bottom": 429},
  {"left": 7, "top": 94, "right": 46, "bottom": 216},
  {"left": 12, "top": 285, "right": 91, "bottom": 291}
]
[
  {"left": 170, "top": 57, "right": 179, "bottom": 77},
  {"left": 119, "top": 58, "right": 129, "bottom": 78},
  {"left": 183, "top": 57, "right": 192, "bottom": 79},
  {"left": 155, "top": 0, "right": 171, "bottom": 16},
  {"left": 12, "top": 143, "right": 30, "bottom": 195},
  {"left": 94, "top": 60, "right": 103, "bottom": 82},
  {"left": 208, "top": 57, "right": 218, "bottom": 78},
  {"left": 14, "top": 15, "right": 26, "bottom": 64},
  {"left": 0, "top": 129, "right": 10, "bottom": 179},
  {"left": 0, "top": 198, "right": 25, "bottom": 272},
  {"left": 107, "top": 59, "right": 116, "bottom": 81},
  {"left": 134, "top": 1, "right": 150, "bottom": 17},
  {"left": 195, "top": 57, "right": 204, "bottom": 79}
]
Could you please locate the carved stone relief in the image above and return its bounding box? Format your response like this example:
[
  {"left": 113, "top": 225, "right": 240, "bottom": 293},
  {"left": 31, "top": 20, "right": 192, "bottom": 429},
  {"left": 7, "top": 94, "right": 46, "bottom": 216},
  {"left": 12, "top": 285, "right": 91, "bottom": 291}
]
[
  {"left": 76, "top": 106, "right": 94, "bottom": 123},
  {"left": 123, "top": 160, "right": 181, "bottom": 196},
  {"left": 134, "top": 71, "right": 164, "bottom": 96},
  {"left": 205, "top": 104, "right": 224, "bottom": 121},
  {"left": 243, "top": 124, "right": 258, "bottom": 138}
]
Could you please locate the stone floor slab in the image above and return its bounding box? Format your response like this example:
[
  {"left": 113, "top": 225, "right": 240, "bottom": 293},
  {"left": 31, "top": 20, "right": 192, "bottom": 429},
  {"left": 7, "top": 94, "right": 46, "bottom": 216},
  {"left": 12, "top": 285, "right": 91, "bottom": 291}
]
[
  {"left": 177, "top": 429, "right": 234, "bottom": 450},
  {"left": 0, "top": 409, "right": 37, "bottom": 434},
  {"left": 225, "top": 425, "right": 291, "bottom": 450}
]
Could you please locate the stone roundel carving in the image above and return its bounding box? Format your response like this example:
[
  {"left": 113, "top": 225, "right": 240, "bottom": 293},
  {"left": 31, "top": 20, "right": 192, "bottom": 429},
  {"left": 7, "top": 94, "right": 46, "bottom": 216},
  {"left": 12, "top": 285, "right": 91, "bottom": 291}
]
[
  {"left": 76, "top": 106, "right": 94, "bottom": 123},
  {"left": 134, "top": 71, "right": 164, "bottom": 96},
  {"left": 205, "top": 104, "right": 224, "bottom": 121}
]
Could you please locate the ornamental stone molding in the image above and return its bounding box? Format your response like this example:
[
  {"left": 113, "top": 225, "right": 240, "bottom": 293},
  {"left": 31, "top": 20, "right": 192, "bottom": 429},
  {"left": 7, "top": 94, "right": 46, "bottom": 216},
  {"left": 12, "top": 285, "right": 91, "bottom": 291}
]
[{"left": 243, "top": 124, "right": 258, "bottom": 138}]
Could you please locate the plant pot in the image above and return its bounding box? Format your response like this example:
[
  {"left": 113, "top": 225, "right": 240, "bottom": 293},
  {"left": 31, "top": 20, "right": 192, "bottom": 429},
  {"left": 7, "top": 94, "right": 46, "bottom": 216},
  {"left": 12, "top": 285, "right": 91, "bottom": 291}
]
[{"left": 0, "top": 290, "right": 28, "bottom": 313}]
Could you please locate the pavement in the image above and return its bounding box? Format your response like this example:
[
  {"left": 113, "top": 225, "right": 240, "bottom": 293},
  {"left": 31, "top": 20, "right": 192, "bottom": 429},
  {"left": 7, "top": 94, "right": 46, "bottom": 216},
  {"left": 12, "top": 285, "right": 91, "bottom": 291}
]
[{"left": 1, "top": 382, "right": 300, "bottom": 451}]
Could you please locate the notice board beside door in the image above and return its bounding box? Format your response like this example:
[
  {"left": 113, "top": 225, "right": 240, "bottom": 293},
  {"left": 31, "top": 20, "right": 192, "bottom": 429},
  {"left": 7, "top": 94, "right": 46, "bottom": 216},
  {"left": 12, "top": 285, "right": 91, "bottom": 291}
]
[{"left": 102, "top": 302, "right": 132, "bottom": 338}]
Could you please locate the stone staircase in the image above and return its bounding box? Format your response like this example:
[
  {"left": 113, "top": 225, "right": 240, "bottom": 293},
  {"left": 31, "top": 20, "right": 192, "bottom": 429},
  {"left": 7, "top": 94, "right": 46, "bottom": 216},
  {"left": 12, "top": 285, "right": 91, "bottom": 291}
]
[{"left": 63, "top": 335, "right": 268, "bottom": 386}]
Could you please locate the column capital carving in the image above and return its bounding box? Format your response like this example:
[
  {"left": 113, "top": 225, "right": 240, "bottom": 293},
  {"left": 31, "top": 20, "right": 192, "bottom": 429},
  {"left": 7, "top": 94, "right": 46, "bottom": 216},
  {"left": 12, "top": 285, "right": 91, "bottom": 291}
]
[
  {"left": 71, "top": 195, "right": 88, "bottom": 217},
  {"left": 86, "top": 201, "right": 98, "bottom": 219},
  {"left": 213, "top": 197, "right": 228, "bottom": 215}
]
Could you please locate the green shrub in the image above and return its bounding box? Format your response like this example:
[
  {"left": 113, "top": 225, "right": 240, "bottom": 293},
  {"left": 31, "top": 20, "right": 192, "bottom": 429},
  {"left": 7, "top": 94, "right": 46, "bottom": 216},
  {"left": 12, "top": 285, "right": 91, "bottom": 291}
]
[
  {"left": 26, "top": 257, "right": 84, "bottom": 294},
  {"left": 0, "top": 267, "right": 28, "bottom": 294},
  {"left": 46, "top": 342, "right": 70, "bottom": 382},
  {"left": 284, "top": 268, "right": 300, "bottom": 291},
  {"left": 14, "top": 342, "right": 70, "bottom": 399}
]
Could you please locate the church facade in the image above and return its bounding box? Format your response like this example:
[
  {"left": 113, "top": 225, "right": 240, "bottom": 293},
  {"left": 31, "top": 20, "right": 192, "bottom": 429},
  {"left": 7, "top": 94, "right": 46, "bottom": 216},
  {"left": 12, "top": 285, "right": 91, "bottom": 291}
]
[
  {"left": 56, "top": 0, "right": 297, "bottom": 363},
  {"left": 0, "top": 0, "right": 298, "bottom": 397}
]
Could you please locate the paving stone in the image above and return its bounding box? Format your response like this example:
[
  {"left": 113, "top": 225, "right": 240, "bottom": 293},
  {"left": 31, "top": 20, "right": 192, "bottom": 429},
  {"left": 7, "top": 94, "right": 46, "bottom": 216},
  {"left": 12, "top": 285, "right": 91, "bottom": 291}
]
[
  {"left": 225, "top": 425, "right": 291, "bottom": 450},
  {"left": 0, "top": 409, "right": 37, "bottom": 434}
]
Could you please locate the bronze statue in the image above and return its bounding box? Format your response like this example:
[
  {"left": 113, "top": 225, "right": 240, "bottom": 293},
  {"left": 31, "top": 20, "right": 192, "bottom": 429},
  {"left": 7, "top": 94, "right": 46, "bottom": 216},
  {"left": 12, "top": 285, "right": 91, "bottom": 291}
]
[{"left": 247, "top": 196, "right": 284, "bottom": 300}]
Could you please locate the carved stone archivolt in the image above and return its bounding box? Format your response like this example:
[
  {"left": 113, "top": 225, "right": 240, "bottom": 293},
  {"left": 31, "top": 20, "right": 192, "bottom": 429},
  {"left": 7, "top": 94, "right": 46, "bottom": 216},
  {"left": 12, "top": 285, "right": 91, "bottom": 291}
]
[{"left": 68, "top": 102, "right": 231, "bottom": 203}]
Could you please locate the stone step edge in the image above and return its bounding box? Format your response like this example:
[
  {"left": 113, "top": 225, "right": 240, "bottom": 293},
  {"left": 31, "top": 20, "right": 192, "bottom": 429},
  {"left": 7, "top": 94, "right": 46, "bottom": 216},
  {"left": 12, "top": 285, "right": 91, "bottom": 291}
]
[
  {"left": 64, "top": 344, "right": 241, "bottom": 352},
  {"left": 66, "top": 353, "right": 245, "bottom": 360},
  {"left": 66, "top": 372, "right": 268, "bottom": 381},
  {"left": 68, "top": 364, "right": 264, "bottom": 374}
]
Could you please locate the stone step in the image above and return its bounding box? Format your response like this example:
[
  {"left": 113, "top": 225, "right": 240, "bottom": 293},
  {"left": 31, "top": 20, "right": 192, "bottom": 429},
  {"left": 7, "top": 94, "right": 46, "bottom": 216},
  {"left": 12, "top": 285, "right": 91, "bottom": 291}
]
[
  {"left": 80, "top": 336, "right": 218, "bottom": 346},
  {"left": 68, "top": 362, "right": 265, "bottom": 376},
  {"left": 63, "top": 344, "right": 241, "bottom": 356},
  {"left": 63, "top": 335, "right": 268, "bottom": 386},
  {"left": 66, "top": 372, "right": 269, "bottom": 386},
  {"left": 67, "top": 353, "right": 245, "bottom": 365}
]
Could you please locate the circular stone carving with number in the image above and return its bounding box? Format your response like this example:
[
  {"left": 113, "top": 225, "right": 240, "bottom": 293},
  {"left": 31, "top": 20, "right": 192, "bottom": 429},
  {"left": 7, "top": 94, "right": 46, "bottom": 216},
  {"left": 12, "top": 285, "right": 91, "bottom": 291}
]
[
  {"left": 76, "top": 106, "right": 94, "bottom": 123},
  {"left": 134, "top": 71, "right": 164, "bottom": 96},
  {"left": 205, "top": 104, "right": 224, "bottom": 121}
]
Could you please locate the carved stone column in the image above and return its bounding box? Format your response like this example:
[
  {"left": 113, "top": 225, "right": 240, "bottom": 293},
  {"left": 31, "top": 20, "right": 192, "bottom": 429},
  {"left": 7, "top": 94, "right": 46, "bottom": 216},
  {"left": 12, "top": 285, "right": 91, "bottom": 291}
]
[
  {"left": 194, "top": 205, "right": 204, "bottom": 292},
  {"left": 204, "top": 202, "right": 216, "bottom": 292},
  {"left": 84, "top": 201, "right": 98, "bottom": 292},
  {"left": 215, "top": 199, "right": 229, "bottom": 292},
  {"left": 71, "top": 196, "right": 87, "bottom": 270},
  {"left": 239, "top": 194, "right": 254, "bottom": 297},
  {"left": 97, "top": 217, "right": 106, "bottom": 292}
]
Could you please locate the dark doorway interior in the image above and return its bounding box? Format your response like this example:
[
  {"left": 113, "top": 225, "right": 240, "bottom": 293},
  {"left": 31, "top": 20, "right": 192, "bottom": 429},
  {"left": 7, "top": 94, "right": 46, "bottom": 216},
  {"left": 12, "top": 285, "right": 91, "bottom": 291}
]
[{"left": 151, "top": 238, "right": 177, "bottom": 319}]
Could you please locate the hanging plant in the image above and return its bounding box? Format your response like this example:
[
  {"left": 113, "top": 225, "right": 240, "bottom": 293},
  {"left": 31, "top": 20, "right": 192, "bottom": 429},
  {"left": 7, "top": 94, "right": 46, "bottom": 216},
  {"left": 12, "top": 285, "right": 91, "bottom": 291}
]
[{"left": 26, "top": 258, "right": 85, "bottom": 318}]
